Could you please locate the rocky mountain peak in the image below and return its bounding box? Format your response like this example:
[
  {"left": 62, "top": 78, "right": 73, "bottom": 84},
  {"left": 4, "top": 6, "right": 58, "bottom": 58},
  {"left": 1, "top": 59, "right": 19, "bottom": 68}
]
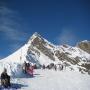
[
  {"left": 27, "top": 32, "right": 55, "bottom": 61},
  {"left": 27, "top": 32, "right": 43, "bottom": 44},
  {"left": 32, "top": 32, "right": 41, "bottom": 38},
  {"left": 77, "top": 40, "right": 90, "bottom": 54}
]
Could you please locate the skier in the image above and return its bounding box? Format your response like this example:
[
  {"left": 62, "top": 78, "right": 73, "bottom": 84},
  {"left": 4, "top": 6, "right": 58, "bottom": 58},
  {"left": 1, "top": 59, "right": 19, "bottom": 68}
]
[{"left": 1, "top": 68, "right": 11, "bottom": 88}]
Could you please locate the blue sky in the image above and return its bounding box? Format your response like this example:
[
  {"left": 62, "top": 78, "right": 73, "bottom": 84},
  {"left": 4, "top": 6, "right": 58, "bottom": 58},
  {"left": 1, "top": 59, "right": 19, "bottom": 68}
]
[{"left": 0, "top": 0, "right": 90, "bottom": 59}]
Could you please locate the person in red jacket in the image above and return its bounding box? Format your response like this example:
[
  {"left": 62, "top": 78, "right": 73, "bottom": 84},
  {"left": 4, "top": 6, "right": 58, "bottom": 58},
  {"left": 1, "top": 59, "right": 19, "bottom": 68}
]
[{"left": 26, "top": 65, "right": 34, "bottom": 77}]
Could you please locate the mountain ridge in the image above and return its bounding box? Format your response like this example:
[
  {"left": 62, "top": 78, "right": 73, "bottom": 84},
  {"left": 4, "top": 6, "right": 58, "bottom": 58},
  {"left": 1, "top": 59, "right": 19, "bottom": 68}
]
[{"left": 0, "top": 32, "right": 90, "bottom": 76}]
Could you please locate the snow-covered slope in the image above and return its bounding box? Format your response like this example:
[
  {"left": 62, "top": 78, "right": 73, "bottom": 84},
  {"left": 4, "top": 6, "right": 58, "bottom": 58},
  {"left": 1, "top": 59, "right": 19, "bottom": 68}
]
[
  {"left": 0, "top": 32, "right": 90, "bottom": 77},
  {"left": 10, "top": 69, "right": 90, "bottom": 90}
]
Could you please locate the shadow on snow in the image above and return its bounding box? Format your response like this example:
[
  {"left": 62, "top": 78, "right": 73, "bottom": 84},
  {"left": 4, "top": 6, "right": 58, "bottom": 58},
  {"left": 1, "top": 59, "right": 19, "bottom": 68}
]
[{"left": 0, "top": 83, "right": 28, "bottom": 90}]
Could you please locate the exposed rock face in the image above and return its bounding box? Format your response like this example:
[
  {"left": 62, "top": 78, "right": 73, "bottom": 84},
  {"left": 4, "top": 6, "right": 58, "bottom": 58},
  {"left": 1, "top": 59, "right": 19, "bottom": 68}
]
[
  {"left": 26, "top": 33, "right": 90, "bottom": 74},
  {"left": 77, "top": 40, "right": 90, "bottom": 54},
  {"left": 28, "top": 33, "right": 81, "bottom": 65},
  {"left": 30, "top": 34, "right": 55, "bottom": 61},
  {"left": 55, "top": 51, "right": 80, "bottom": 65}
]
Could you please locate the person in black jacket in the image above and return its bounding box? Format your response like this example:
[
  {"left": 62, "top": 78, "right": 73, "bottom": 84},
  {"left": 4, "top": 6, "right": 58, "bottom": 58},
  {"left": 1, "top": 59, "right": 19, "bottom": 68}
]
[
  {"left": 22, "top": 61, "right": 27, "bottom": 74},
  {"left": 42, "top": 64, "right": 45, "bottom": 69},
  {"left": 1, "top": 68, "right": 11, "bottom": 88}
]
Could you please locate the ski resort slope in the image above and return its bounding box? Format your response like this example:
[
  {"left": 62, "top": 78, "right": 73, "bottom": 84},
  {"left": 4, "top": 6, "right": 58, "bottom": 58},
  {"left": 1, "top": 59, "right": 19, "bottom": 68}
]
[{"left": 11, "top": 69, "right": 90, "bottom": 90}]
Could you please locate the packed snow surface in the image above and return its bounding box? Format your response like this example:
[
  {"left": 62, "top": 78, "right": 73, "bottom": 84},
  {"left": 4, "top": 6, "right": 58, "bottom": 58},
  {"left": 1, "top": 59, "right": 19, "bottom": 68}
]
[{"left": 2, "top": 69, "right": 89, "bottom": 90}]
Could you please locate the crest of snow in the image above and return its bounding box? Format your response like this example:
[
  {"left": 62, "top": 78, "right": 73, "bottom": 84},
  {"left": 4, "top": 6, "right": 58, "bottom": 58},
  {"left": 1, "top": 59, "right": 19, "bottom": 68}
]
[{"left": 81, "top": 40, "right": 90, "bottom": 43}]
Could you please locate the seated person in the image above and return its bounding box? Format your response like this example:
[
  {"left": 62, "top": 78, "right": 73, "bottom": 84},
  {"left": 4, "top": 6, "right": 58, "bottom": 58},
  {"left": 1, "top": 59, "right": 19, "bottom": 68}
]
[{"left": 1, "top": 68, "right": 11, "bottom": 88}]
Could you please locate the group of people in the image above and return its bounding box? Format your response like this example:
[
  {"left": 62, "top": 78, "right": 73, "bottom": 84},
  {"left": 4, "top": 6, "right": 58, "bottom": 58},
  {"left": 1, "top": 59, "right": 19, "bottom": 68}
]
[
  {"left": 0, "top": 61, "right": 35, "bottom": 88},
  {"left": 0, "top": 62, "right": 65, "bottom": 88},
  {"left": 42, "top": 63, "right": 64, "bottom": 71},
  {"left": 22, "top": 61, "right": 34, "bottom": 76}
]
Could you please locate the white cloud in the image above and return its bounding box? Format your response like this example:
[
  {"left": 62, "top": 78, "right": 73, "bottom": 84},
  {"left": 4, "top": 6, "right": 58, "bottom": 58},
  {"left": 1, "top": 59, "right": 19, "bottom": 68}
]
[
  {"left": 57, "top": 29, "right": 78, "bottom": 46},
  {"left": 0, "top": 6, "right": 28, "bottom": 53},
  {"left": 0, "top": 6, "right": 27, "bottom": 41}
]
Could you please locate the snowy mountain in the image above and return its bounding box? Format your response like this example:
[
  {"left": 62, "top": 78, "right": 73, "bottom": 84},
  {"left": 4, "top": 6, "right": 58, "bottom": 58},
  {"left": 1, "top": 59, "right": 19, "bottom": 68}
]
[
  {"left": 0, "top": 32, "right": 90, "bottom": 77},
  {"left": 77, "top": 40, "right": 90, "bottom": 54}
]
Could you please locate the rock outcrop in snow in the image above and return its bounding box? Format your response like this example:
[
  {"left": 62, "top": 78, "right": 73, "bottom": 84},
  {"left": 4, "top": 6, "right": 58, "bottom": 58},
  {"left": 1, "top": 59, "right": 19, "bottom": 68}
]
[{"left": 77, "top": 40, "right": 90, "bottom": 54}]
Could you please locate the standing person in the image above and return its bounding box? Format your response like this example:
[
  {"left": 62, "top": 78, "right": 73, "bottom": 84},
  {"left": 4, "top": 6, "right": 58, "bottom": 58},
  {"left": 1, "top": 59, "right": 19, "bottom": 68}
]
[
  {"left": 33, "top": 64, "right": 37, "bottom": 69},
  {"left": 61, "top": 65, "right": 64, "bottom": 70},
  {"left": 22, "top": 61, "right": 27, "bottom": 74},
  {"left": 59, "top": 64, "right": 62, "bottom": 71},
  {"left": 26, "top": 65, "right": 34, "bottom": 77},
  {"left": 26, "top": 63, "right": 30, "bottom": 70},
  {"left": 1, "top": 68, "right": 11, "bottom": 88},
  {"left": 54, "top": 65, "right": 57, "bottom": 71},
  {"left": 58, "top": 64, "right": 60, "bottom": 70},
  {"left": 42, "top": 64, "right": 45, "bottom": 69}
]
